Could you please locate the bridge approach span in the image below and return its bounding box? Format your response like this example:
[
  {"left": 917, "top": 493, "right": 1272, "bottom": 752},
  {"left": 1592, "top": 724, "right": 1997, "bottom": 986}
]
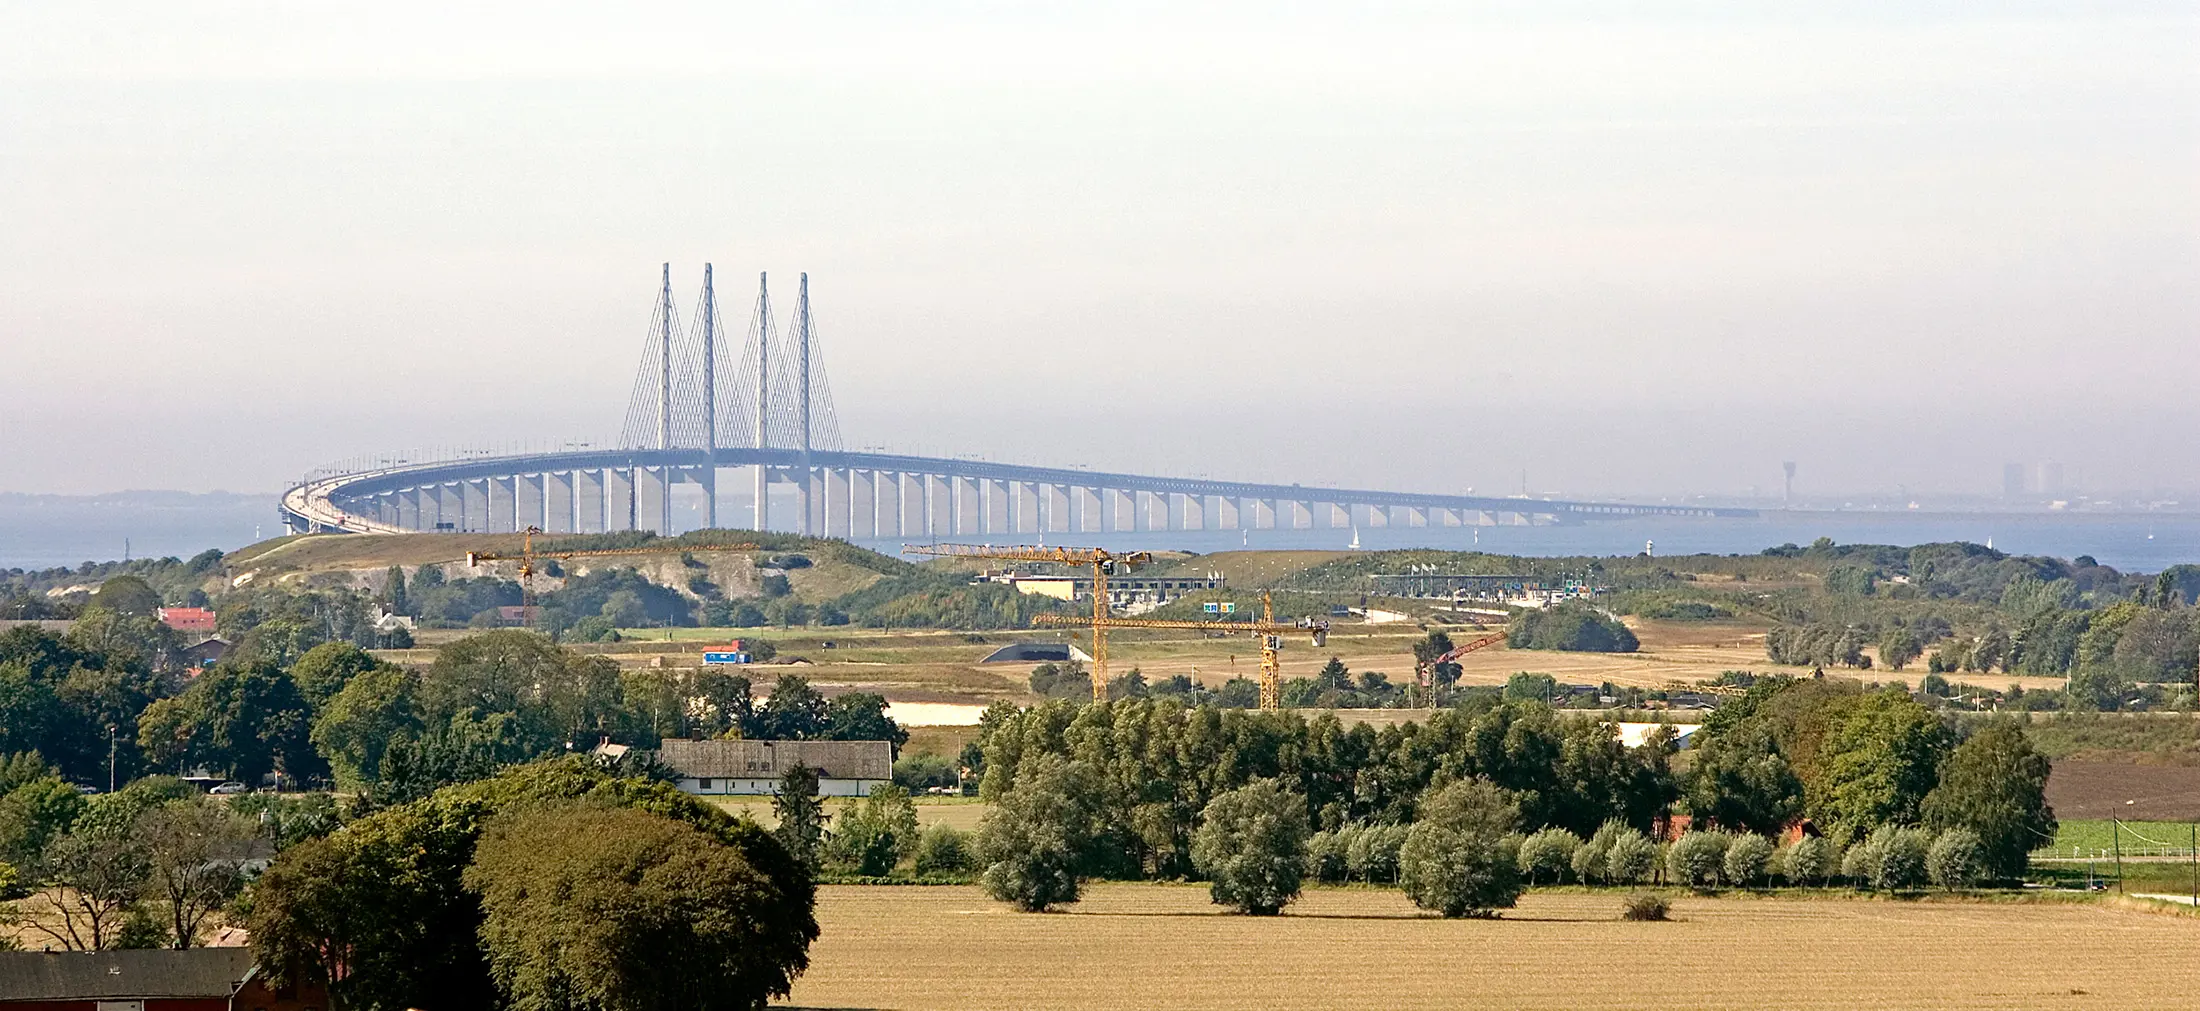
[{"left": 282, "top": 446, "right": 1756, "bottom": 540}]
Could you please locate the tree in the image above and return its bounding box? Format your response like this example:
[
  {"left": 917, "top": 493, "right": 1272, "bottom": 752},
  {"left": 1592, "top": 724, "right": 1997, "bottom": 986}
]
[
  {"left": 135, "top": 659, "right": 316, "bottom": 786},
  {"left": 92, "top": 576, "right": 163, "bottom": 617},
  {"left": 1315, "top": 657, "right": 1353, "bottom": 692},
  {"left": 1397, "top": 779, "right": 1523, "bottom": 918},
  {"left": 1723, "top": 833, "right": 1774, "bottom": 887},
  {"left": 26, "top": 826, "right": 149, "bottom": 950},
  {"left": 1813, "top": 690, "right": 1954, "bottom": 844},
  {"left": 137, "top": 797, "right": 256, "bottom": 947},
  {"left": 599, "top": 589, "right": 650, "bottom": 627},
  {"left": 1926, "top": 828, "right": 1983, "bottom": 890},
  {"left": 693, "top": 669, "right": 755, "bottom": 737},
  {"left": 1516, "top": 827, "right": 1580, "bottom": 886},
  {"left": 0, "top": 662, "right": 64, "bottom": 763},
  {"left": 1344, "top": 823, "right": 1407, "bottom": 884},
  {"left": 827, "top": 784, "right": 918, "bottom": 876},
  {"left": 250, "top": 759, "right": 817, "bottom": 1011},
  {"left": 1570, "top": 821, "right": 1616, "bottom": 883},
  {"left": 1878, "top": 629, "right": 1921, "bottom": 671},
  {"left": 417, "top": 630, "right": 569, "bottom": 750},
  {"left": 823, "top": 692, "right": 908, "bottom": 749},
  {"left": 758, "top": 675, "right": 829, "bottom": 740},
  {"left": 1685, "top": 723, "right": 1803, "bottom": 836},
  {"left": 1781, "top": 835, "right": 1834, "bottom": 885},
  {"left": 465, "top": 803, "right": 810, "bottom": 1011},
  {"left": 310, "top": 664, "right": 422, "bottom": 789},
  {"left": 977, "top": 753, "right": 1100, "bottom": 911},
  {"left": 288, "top": 642, "right": 388, "bottom": 713},
  {"left": 1919, "top": 722, "right": 2056, "bottom": 880},
  {"left": 772, "top": 765, "right": 826, "bottom": 872},
  {"left": 1603, "top": 829, "right": 1659, "bottom": 885},
  {"left": 1189, "top": 778, "right": 1309, "bottom": 915},
  {"left": 0, "top": 776, "right": 85, "bottom": 867},
  {"left": 1863, "top": 825, "right": 1931, "bottom": 890},
  {"left": 1666, "top": 830, "right": 1730, "bottom": 888},
  {"left": 383, "top": 566, "right": 409, "bottom": 616}
]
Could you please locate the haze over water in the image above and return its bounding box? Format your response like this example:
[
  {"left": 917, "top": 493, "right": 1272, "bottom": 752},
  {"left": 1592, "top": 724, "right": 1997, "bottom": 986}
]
[{"left": 7, "top": 495, "right": 2197, "bottom": 574}]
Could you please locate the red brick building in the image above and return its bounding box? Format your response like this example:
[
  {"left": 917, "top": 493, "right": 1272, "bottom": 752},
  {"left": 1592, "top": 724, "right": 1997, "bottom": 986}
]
[{"left": 0, "top": 949, "right": 327, "bottom": 1011}]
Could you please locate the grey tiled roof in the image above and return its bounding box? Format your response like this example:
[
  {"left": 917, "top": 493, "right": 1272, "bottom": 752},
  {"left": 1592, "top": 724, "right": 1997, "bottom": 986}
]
[
  {"left": 0, "top": 948, "right": 254, "bottom": 999},
  {"left": 655, "top": 739, "right": 892, "bottom": 781}
]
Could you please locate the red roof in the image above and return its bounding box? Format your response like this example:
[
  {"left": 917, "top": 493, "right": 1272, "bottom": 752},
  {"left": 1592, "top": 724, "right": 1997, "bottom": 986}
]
[{"left": 156, "top": 607, "right": 218, "bottom": 632}]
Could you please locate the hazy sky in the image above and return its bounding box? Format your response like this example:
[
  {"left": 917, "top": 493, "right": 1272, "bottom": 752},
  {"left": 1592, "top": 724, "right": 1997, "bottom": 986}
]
[{"left": 3, "top": 2, "right": 2194, "bottom": 499}]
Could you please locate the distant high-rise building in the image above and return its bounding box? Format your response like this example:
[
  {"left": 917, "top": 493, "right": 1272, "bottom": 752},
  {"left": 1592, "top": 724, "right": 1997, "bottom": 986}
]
[
  {"left": 2002, "top": 462, "right": 2027, "bottom": 500},
  {"left": 1782, "top": 461, "right": 1797, "bottom": 505},
  {"left": 2038, "top": 461, "right": 2064, "bottom": 497}
]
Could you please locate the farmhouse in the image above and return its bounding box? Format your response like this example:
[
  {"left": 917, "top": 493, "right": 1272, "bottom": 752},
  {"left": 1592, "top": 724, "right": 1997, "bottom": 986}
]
[
  {"left": 0, "top": 948, "right": 328, "bottom": 1010},
  {"left": 654, "top": 739, "right": 891, "bottom": 797}
]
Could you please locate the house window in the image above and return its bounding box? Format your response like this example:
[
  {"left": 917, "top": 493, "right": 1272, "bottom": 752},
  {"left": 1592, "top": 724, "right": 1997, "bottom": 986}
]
[{"left": 698, "top": 778, "right": 713, "bottom": 790}]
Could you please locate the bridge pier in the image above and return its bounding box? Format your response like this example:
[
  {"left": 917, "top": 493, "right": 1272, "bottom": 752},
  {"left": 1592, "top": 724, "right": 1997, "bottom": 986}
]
[
  {"left": 517, "top": 475, "right": 545, "bottom": 533},
  {"left": 823, "top": 468, "right": 848, "bottom": 538}
]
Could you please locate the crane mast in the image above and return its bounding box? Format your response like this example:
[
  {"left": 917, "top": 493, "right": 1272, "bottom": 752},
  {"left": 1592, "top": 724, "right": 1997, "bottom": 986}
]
[
  {"left": 1035, "top": 591, "right": 1326, "bottom": 711},
  {"left": 904, "top": 543, "right": 1151, "bottom": 703}
]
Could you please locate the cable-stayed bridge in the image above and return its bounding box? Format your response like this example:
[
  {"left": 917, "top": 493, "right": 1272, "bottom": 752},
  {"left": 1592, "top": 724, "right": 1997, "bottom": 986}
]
[{"left": 281, "top": 266, "right": 1754, "bottom": 540}]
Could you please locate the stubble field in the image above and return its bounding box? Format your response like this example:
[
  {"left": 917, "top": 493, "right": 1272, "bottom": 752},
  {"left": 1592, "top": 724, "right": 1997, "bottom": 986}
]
[{"left": 778, "top": 884, "right": 2199, "bottom": 1011}]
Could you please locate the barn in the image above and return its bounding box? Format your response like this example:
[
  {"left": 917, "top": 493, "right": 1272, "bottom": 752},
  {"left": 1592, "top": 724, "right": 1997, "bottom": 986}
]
[
  {"left": 0, "top": 949, "right": 328, "bottom": 1011},
  {"left": 654, "top": 739, "right": 892, "bottom": 797}
]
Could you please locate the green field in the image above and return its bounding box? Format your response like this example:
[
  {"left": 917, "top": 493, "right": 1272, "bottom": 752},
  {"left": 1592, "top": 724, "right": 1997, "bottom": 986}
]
[{"left": 2034, "top": 819, "right": 2200, "bottom": 859}]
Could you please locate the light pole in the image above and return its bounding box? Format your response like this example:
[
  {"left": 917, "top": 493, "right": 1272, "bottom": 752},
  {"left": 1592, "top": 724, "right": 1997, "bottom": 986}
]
[{"left": 106, "top": 724, "right": 117, "bottom": 794}]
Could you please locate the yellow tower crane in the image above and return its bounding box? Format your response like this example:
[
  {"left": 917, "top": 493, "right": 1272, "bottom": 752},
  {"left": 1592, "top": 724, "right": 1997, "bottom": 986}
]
[
  {"left": 903, "top": 543, "right": 1152, "bottom": 704},
  {"left": 465, "top": 526, "right": 759, "bottom": 612},
  {"left": 1036, "top": 592, "right": 1326, "bottom": 711}
]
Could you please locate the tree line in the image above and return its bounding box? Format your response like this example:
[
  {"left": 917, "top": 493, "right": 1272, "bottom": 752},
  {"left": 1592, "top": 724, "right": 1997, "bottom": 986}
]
[
  {"left": 955, "top": 677, "right": 2052, "bottom": 917},
  {"left": 3, "top": 620, "right": 904, "bottom": 799}
]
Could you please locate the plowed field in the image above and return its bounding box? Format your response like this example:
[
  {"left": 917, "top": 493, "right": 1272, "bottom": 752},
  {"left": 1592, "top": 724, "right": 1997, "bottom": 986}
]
[{"left": 779, "top": 884, "right": 2199, "bottom": 1010}]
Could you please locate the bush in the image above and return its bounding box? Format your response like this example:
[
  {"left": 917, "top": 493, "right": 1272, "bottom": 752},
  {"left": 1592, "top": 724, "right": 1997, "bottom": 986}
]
[
  {"left": 1189, "top": 778, "right": 1309, "bottom": 915},
  {"left": 1517, "top": 827, "right": 1581, "bottom": 886},
  {"left": 1926, "top": 828, "right": 1983, "bottom": 890},
  {"left": 913, "top": 824, "right": 972, "bottom": 875},
  {"left": 1723, "top": 833, "right": 1775, "bottom": 887},
  {"left": 1780, "top": 836, "right": 1834, "bottom": 886},
  {"left": 825, "top": 785, "right": 919, "bottom": 876},
  {"left": 1345, "top": 823, "right": 1408, "bottom": 884},
  {"left": 1397, "top": 780, "right": 1524, "bottom": 918},
  {"left": 1667, "top": 831, "right": 1731, "bottom": 888},
  {"left": 1620, "top": 892, "right": 1672, "bottom": 921},
  {"left": 1865, "top": 825, "right": 1932, "bottom": 890},
  {"left": 1603, "top": 828, "right": 1659, "bottom": 885}
]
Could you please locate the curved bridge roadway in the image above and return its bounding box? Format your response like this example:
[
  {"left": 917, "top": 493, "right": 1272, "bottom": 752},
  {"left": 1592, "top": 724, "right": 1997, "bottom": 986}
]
[{"left": 283, "top": 447, "right": 1755, "bottom": 540}]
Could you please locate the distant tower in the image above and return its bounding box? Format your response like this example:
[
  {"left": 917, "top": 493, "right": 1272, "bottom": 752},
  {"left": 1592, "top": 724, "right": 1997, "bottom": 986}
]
[
  {"left": 796, "top": 273, "right": 813, "bottom": 536},
  {"left": 2002, "top": 462, "right": 2027, "bottom": 501},
  {"left": 753, "top": 273, "right": 772, "bottom": 532},
  {"left": 699, "top": 264, "right": 718, "bottom": 529},
  {"left": 656, "top": 263, "right": 675, "bottom": 533},
  {"left": 1781, "top": 461, "right": 1796, "bottom": 506}
]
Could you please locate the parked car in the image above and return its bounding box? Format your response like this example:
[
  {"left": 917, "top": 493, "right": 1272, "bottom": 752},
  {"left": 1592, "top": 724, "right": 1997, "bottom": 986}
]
[{"left": 209, "top": 781, "right": 248, "bottom": 795}]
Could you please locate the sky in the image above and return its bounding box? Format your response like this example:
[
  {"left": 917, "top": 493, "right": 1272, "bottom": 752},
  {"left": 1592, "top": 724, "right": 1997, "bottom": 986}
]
[{"left": 2, "top": 2, "right": 2194, "bottom": 500}]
